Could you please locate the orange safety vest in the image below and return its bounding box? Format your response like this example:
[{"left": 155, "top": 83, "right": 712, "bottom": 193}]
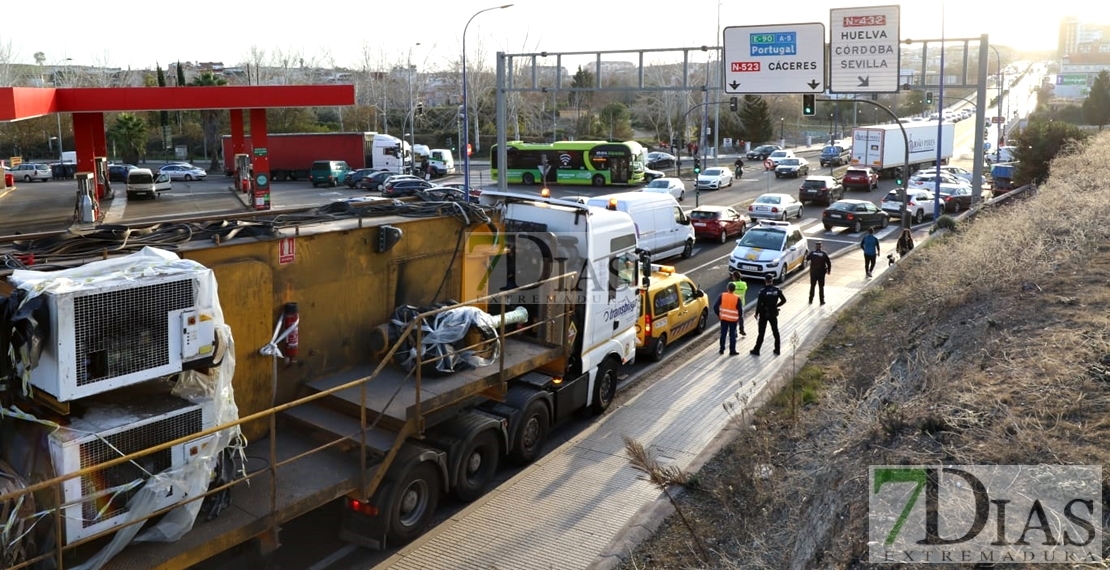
[{"left": 718, "top": 292, "right": 740, "bottom": 322}]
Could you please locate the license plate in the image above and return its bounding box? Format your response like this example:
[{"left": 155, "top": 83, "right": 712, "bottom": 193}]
[
  {"left": 830, "top": 213, "right": 842, "bottom": 218},
  {"left": 741, "top": 264, "right": 759, "bottom": 271},
  {"left": 756, "top": 206, "right": 770, "bottom": 211},
  {"left": 693, "top": 222, "right": 706, "bottom": 227}
]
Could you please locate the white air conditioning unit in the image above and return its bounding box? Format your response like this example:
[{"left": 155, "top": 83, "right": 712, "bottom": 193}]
[
  {"left": 26, "top": 271, "right": 217, "bottom": 402},
  {"left": 48, "top": 387, "right": 217, "bottom": 544}
]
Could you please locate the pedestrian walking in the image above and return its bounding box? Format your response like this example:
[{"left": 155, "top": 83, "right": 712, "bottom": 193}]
[
  {"left": 806, "top": 241, "right": 832, "bottom": 305},
  {"left": 896, "top": 228, "right": 914, "bottom": 257},
  {"left": 860, "top": 227, "right": 880, "bottom": 277},
  {"left": 728, "top": 271, "right": 748, "bottom": 334},
  {"left": 751, "top": 275, "right": 786, "bottom": 356},
  {"left": 714, "top": 282, "right": 742, "bottom": 355}
]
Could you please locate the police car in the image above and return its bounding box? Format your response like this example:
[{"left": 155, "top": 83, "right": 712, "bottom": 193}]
[
  {"left": 727, "top": 220, "right": 809, "bottom": 283},
  {"left": 636, "top": 264, "right": 710, "bottom": 361}
]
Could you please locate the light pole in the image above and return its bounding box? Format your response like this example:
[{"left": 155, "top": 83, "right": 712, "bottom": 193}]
[
  {"left": 989, "top": 45, "right": 1004, "bottom": 159},
  {"left": 779, "top": 117, "right": 784, "bottom": 146},
  {"left": 407, "top": 43, "right": 421, "bottom": 171},
  {"left": 462, "top": 4, "right": 513, "bottom": 193},
  {"left": 55, "top": 58, "right": 72, "bottom": 163}
]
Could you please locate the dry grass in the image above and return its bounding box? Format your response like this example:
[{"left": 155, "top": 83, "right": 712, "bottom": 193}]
[{"left": 617, "top": 132, "right": 1110, "bottom": 569}]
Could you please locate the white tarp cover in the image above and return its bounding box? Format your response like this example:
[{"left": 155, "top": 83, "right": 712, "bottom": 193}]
[{"left": 4, "top": 246, "right": 245, "bottom": 570}]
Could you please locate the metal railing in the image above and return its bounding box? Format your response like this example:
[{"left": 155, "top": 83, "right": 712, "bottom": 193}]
[{"left": 0, "top": 270, "right": 578, "bottom": 569}]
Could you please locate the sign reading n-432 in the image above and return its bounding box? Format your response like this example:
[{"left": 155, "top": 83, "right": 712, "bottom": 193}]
[{"left": 722, "top": 23, "right": 826, "bottom": 94}]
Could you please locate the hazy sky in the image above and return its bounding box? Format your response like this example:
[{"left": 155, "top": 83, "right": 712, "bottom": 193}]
[{"left": 2, "top": 1, "right": 1103, "bottom": 72}]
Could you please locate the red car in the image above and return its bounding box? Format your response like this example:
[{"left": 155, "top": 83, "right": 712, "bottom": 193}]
[
  {"left": 843, "top": 167, "right": 879, "bottom": 191},
  {"left": 689, "top": 205, "right": 749, "bottom": 244}
]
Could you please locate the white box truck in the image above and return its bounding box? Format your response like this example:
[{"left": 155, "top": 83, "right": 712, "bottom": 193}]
[{"left": 850, "top": 123, "right": 955, "bottom": 178}]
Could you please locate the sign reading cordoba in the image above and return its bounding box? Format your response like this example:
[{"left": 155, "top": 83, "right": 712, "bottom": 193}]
[{"left": 829, "top": 5, "right": 901, "bottom": 93}]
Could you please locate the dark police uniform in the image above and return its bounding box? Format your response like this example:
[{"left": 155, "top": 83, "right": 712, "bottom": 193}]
[{"left": 752, "top": 277, "right": 787, "bottom": 356}]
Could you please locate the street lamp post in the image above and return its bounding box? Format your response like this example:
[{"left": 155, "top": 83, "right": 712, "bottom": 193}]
[
  {"left": 55, "top": 58, "right": 72, "bottom": 163},
  {"left": 407, "top": 43, "right": 421, "bottom": 173},
  {"left": 462, "top": 4, "right": 513, "bottom": 194},
  {"left": 779, "top": 118, "right": 784, "bottom": 146},
  {"left": 989, "top": 45, "right": 1004, "bottom": 159}
]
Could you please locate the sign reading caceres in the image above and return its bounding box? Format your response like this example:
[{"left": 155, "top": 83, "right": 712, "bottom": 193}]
[
  {"left": 722, "top": 23, "right": 826, "bottom": 95},
  {"left": 828, "top": 5, "right": 900, "bottom": 93}
]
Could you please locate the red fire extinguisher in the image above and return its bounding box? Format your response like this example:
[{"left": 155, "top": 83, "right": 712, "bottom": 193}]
[{"left": 282, "top": 302, "right": 299, "bottom": 360}]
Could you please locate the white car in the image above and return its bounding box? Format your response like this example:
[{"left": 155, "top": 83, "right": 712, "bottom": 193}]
[
  {"left": 748, "top": 193, "right": 804, "bottom": 221},
  {"left": 881, "top": 189, "right": 940, "bottom": 224},
  {"left": 767, "top": 149, "right": 796, "bottom": 167},
  {"left": 695, "top": 167, "right": 733, "bottom": 191},
  {"left": 158, "top": 163, "right": 207, "bottom": 181},
  {"left": 727, "top": 220, "right": 809, "bottom": 283},
  {"left": 10, "top": 163, "right": 52, "bottom": 182},
  {"left": 909, "top": 171, "right": 970, "bottom": 192},
  {"left": 642, "top": 177, "right": 686, "bottom": 201},
  {"left": 918, "top": 165, "right": 974, "bottom": 184}
]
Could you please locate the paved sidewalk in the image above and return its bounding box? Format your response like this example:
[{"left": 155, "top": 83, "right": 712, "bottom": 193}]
[{"left": 372, "top": 232, "right": 920, "bottom": 570}]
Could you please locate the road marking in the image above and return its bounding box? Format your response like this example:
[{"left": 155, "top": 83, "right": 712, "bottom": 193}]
[{"left": 102, "top": 195, "right": 127, "bottom": 224}]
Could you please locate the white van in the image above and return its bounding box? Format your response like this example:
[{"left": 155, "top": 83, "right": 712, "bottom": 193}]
[
  {"left": 587, "top": 192, "right": 695, "bottom": 261},
  {"left": 125, "top": 168, "right": 171, "bottom": 199}
]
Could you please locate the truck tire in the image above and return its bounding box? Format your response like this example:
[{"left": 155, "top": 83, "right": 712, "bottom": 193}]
[
  {"left": 591, "top": 358, "right": 618, "bottom": 414},
  {"left": 452, "top": 430, "right": 500, "bottom": 502},
  {"left": 509, "top": 399, "right": 550, "bottom": 465},
  {"left": 384, "top": 462, "right": 440, "bottom": 546}
]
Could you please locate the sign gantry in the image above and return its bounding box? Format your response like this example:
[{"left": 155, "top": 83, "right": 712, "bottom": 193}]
[{"left": 722, "top": 23, "right": 826, "bottom": 95}]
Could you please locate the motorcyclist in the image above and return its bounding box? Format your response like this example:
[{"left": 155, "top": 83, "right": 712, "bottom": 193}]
[{"left": 733, "top": 156, "right": 744, "bottom": 179}]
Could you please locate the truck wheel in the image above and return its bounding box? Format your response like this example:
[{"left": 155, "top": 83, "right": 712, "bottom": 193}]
[
  {"left": 591, "top": 359, "right": 618, "bottom": 414},
  {"left": 384, "top": 462, "right": 440, "bottom": 546},
  {"left": 453, "top": 430, "right": 500, "bottom": 502},
  {"left": 509, "top": 400, "right": 549, "bottom": 465},
  {"left": 522, "top": 172, "right": 535, "bottom": 185}
]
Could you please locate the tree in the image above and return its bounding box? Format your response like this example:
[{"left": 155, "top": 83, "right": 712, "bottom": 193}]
[
  {"left": 1010, "top": 118, "right": 1089, "bottom": 185},
  {"left": 569, "top": 67, "right": 594, "bottom": 139},
  {"left": 1081, "top": 70, "right": 1110, "bottom": 131},
  {"left": 189, "top": 71, "right": 229, "bottom": 170},
  {"left": 108, "top": 113, "right": 148, "bottom": 165},
  {"left": 740, "top": 95, "right": 773, "bottom": 144},
  {"left": 176, "top": 61, "right": 186, "bottom": 86},
  {"left": 33, "top": 52, "right": 44, "bottom": 66},
  {"left": 596, "top": 102, "right": 632, "bottom": 141}
]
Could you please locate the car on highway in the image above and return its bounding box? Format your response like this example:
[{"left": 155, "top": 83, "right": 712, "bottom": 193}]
[
  {"left": 635, "top": 264, "right": 709, "bottom": 361},
  {"left": 689, "top": 205, "right": 748, "bottom": 243},
  {"left": 645, "top": 151, "right": 677, "bottom": 170},
  {"left": 642, "top": 177, "right": 686, "bottom": 201},
  {"left": 821, "top": 199, "right": 889, "bottom": 233},
  {"left": 346, "top": 168, "right": 380, "bottom": 188},
  {"left": 766, "top": 149, "right": 796, "bottom": 167},
  {"left": 746, "top": 144, "right": 782, "bottom": 161},
  {"left": 909, "top": 171, "right": 970, "bottom": 190},
  {"left": 10, "top": 163, "right": 52, "bottom": 182},
  {"left": 695, "top": 167, "right": 733, "bottom": 191},
  {"left": 356, "top": 170, "right": 396, "bottom": 191},
  {"left": 939, "top": 185, "right": 976, "bottom": 213},
  {"left": 880, "top": 188, "right": 939, "bottom": 224},
  {"left": 158, "top": 163, "right": 207, "bottom": 181},
  {"left": 798, "top": 176, "right": 843, "bottom": 206},
  {"left": 774, "top": 157, "right": 810, "bottom": 178},
  {"left": 918, "top": 165, "right": 974, "bottom": 184},
  {"left": 727, "top": 220, "right": 809, "bottom": 283},
  {"left": 108, "top": 164, "right": 137, "bottom": 183},
  {"left": 644, "top": 168, "right": 666, "bottom": 182},
  {"left": 748, "top": 193, "right": 803, "bottom": 222},
  {"left": 819, "top": 144, "right": 851, "bottom": 167},
  {"left": 842, "top": 166, "right": 879, "bottom": 191},
  {"left": 382, "top": 178, "right": 434, "bottom": 197}
]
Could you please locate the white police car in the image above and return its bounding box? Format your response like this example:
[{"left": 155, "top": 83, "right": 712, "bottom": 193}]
[{"left": 727, "top": 220, "right": 809, "bottom": 283}]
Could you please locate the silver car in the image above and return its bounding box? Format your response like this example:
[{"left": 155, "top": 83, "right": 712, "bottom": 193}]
[
  {"left": 11, "top": 163, "right": 52, "bottom": 182},
  {"left": 747, "top": 193, "right": 804, "bottom": 221},
  {"left": 158, "top": 163, "right": 207, "bottom": 181}
]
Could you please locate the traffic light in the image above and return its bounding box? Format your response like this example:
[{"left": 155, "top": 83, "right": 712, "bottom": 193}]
[
  {"left": 416, "top": 102, "right": 424, "bottom": 116},
  {"left": 729, "top": 97, "right": 738, "bottom": 112},
  {"left": 925, "top": 92, "right": 934, "bottom": 105},
  {"left": 802, "top": 94, "right": 815, "bottom": 116},
  {"left": 693, "top": 157, "right": 701, "bottom": 174},
  {"left": 895, "top": 168, "right": 904, "bottom": 186}
]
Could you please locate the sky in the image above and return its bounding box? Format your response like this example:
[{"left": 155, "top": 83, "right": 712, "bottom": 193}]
[{"left": 2, "top": 0, "right": 1105, "bottom": 72}]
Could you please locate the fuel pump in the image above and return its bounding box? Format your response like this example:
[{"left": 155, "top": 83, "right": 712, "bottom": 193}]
[
  {"left": 234, "top": 153, "right": 252, "bottom": 194},
  {"left": 73, "top": 172, "right": 99, "bottom": 224},
  {"left": 92, "top": 157, "right": 112, "bottom": 200}
]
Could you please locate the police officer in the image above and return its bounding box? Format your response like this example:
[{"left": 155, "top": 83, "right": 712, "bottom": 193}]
[
  {"left": 714, "top": 282, "right": 742, "bottom": 355},
  {"left": 806, "top": 241, "right": 832, "bottom": 305},
  {"left": 751, "top": 274, "right": 787, "bottom": 356}
]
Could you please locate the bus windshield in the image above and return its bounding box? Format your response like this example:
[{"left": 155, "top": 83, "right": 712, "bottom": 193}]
[{"left": 490, "top": 141, "right": 645, "bottom": 187}]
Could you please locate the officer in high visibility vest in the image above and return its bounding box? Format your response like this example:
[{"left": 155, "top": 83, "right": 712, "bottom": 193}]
[
  {"left": 714, "top": 282, "right": 742, "bottom": 355},
  {"left": 729, "top": 270, "right": 748, "bottom": 327}
]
